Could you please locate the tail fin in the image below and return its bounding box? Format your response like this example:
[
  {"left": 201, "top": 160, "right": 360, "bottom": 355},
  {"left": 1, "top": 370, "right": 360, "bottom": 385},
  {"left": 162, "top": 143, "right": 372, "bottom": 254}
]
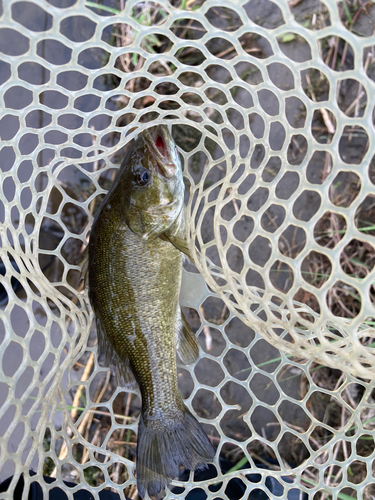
[{"left": 136, "top": 407, "right": 215, "bottom": 498}]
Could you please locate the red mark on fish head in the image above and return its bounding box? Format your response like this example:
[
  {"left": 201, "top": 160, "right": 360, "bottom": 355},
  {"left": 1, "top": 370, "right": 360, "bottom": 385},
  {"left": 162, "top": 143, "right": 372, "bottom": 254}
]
[{"left": 155, "top": 135, "right": 167, "bottom": 158}]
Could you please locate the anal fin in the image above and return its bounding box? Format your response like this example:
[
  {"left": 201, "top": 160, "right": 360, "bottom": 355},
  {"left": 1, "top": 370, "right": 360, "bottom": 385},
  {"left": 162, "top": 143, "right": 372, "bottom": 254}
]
[
  {"left": 96, "top": 317, "right": 138, "bottom": 390},
  {"left": 177, "top": 311, "right": 199, "bottom": 365}
]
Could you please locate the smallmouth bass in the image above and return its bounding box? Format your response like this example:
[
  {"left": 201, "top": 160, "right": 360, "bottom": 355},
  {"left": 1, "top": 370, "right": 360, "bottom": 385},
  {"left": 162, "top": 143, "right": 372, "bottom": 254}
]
[{"left": 88, "top": 126, "right": 215, "bottom": 497}]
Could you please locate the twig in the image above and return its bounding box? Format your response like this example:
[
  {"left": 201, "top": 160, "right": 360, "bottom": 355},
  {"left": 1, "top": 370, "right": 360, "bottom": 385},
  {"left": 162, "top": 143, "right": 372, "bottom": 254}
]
[
  {"left": 84, "top": 371, "right": 111, "bottom": 442},
  {"left": 71, "top": 353, "right": 95, "bottom": 421},
  {"left": 305, "top": 74, "right": 335, "bottom": 134},
  {"left": 81, "top": 427, "right": 102, "bottom": 465},
  {"left": 220, "top": 304, "right": 228, "bottom": 323},
  {"left": 344, "top": 90, "right": 365, "bottom": 117},
  {"left": 50, "top": 370, "right": 111, "bottom": 477},
  {"left": 330, "top": 36, "right": 339, "bottom": 70},
  {"left": 249, "top": 450, "right": 280, "bottom": 471},
  {"left": 320, "top": 109, "right": 335, "bottom": 135}
]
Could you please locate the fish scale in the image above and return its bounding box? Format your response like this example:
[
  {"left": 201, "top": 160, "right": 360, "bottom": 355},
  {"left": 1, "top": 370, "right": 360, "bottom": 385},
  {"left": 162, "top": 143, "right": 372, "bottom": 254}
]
[{"left": 92, "top": 216, "right": 182, "bottom": 414}]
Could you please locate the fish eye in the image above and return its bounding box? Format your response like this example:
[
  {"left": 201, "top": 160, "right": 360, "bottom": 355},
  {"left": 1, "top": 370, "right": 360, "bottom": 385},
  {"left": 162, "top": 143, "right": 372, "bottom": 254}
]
[{"left": 135, "top": 168, "right": 150, "bottom": 187}]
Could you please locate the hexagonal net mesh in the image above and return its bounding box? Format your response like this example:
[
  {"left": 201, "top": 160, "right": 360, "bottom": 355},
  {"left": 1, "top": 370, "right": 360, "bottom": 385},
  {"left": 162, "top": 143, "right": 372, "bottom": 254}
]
[{"left": 1, "top": 0, "right": 375, "bottom": 498}]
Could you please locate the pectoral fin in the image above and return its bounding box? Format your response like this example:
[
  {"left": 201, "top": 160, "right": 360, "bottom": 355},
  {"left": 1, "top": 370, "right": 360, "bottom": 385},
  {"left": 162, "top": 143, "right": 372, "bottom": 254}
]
[
  {"left": 177, "top": 311, "right": 199, "bottom": 365},
  {"left": 163, "top": 232, "right": 192, "bottom": 260},
  {"left": 161, "top": 207, "right": 193, "bottom": 260},
  {"left": 96, "top": 317, "right": 138, "bottom": 390}
]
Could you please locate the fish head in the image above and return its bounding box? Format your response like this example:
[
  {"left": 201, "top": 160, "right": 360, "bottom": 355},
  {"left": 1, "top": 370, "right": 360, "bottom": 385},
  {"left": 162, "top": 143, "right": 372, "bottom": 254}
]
[{"left": 119, "top": 125, "right": 184, "bottom": 239}]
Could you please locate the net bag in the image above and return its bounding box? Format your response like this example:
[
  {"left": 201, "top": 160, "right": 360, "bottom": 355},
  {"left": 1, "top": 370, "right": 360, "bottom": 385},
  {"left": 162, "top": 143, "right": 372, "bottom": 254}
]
[{"left": 0, "top": 0, "right": 375, "bottom": 498}]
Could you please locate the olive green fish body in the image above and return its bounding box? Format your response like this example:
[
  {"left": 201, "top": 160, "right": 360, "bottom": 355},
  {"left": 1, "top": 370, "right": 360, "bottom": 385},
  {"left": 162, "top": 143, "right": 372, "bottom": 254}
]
[
  {"left": 88, "top": 126, "right": 215, "bottom": 497},
  {"left": 90, "top": 210, "right": 183, "bottom": 416}
]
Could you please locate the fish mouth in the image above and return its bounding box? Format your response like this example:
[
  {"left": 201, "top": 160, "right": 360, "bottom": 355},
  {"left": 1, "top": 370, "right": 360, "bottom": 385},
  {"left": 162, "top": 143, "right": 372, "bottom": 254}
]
[{"left": 142, "top": 125, "right": 178, "bottom": 179}]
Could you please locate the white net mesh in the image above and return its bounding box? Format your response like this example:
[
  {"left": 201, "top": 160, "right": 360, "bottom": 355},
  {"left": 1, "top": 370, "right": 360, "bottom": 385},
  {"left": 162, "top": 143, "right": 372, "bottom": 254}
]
[{"left": 1, "top": 0, "right": 375, "bottom": 498}]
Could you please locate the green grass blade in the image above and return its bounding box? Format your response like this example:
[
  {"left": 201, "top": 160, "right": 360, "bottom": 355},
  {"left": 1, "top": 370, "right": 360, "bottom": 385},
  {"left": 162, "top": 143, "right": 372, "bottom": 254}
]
[{"left": 85, "top": 2, "right": 121, "bottom": 14}]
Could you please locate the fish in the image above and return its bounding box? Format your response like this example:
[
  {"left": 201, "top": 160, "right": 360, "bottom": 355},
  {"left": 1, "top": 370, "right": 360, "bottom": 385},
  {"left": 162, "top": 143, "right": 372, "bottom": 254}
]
[{"left": 87, "top": 125, "right": 215, "bottom": 497}]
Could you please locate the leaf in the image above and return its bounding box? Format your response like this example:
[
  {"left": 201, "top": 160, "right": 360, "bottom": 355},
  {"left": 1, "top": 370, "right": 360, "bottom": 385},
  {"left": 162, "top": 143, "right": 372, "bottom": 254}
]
[{"left": 279, "top": 33, "right": 296, "bottom": 43}]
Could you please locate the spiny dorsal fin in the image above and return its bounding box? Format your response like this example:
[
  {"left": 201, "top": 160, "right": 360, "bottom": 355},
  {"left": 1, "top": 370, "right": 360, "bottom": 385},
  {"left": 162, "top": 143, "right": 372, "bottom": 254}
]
[{"left": 177, "top": 311, "right": 199, "bottom": 365}]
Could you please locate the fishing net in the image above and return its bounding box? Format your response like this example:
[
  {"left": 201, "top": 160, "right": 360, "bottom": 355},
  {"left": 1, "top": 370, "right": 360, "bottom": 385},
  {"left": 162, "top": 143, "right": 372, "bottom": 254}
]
[{"left": 1, "top": 0, "right": 375, "bottom": 498}]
